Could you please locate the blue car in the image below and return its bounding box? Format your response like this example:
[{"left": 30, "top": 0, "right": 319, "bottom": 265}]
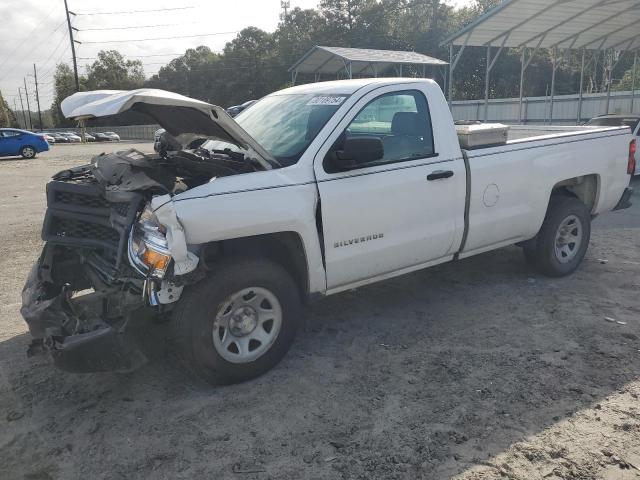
[{"left": 0, "top": 128, "right": 49, "bottom": 159}]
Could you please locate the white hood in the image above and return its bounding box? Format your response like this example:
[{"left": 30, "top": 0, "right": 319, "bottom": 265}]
[{"left": 61, "top": 89, "right": 277, "bottom": 169}]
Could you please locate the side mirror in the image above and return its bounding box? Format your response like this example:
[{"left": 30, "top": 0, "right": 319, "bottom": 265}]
[{"left": 332, "top": 136, "right": 384, "bottom": 170}]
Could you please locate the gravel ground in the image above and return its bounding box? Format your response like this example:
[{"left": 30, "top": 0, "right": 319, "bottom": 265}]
[{"left": 1, "top": 142, "right": 639, "bottom": 480}]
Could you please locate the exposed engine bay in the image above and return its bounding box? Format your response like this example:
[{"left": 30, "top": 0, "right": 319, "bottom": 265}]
[{"left": 21, "top": 145, "right": 260, "bottom": 372}]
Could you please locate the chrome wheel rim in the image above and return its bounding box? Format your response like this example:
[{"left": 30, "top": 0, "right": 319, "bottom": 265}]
[
  {"left": 23, "top": 147, "right": 35, "bottom": 158},
  {"left": 212, "top": 287, "right": 282, "bottom": 364},
  {"left": 554, "top": 214, "right": 583, "bottom": 263}
]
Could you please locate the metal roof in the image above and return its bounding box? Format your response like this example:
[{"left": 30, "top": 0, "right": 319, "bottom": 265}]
[
  {"left": 289, "top": 45, "right": 448, "bottom": 75},
  {"left": 442, "top": 0, "right": 640, "bottom": 51}
]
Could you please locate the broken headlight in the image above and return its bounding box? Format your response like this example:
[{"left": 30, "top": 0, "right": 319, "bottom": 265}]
[{"left": 128, "top": 204, "right": 172, "bottom": 279}]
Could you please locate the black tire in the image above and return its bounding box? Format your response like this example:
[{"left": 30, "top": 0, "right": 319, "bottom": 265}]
[
  {"left": 172, "top": 257, "right": 302, "bottom": 385},
  {"left": 523, "top": 195, "right": 591, "bottom": 277},
  {"left": 20, "top": 145, "right": 37, "bottom": 159}
]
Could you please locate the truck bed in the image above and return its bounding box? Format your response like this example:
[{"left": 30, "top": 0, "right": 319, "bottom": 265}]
[
  {"left": 461, "top": 125, "right": 629, "bottom": 151},
  {"left": 506, "top": 125, "right": 607, "bottom": 141}
]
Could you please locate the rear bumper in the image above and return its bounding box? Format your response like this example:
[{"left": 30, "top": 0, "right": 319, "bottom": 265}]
[
  {"left": 613, "top": 187, "right": 633, "bottom": 211},
  {"left": 21, "top": 257, "right": 147, "bottom": 374}
]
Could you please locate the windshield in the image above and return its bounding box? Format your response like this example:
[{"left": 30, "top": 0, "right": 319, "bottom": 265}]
[
  {"left": 586, "top": 117, "right": 639, "bottom": 132},
  {"left": 233, "top": 93, "right": 347, "bottom": 166}
]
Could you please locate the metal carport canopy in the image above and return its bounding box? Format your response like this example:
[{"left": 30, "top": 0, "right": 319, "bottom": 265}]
[
  {"left": 289, "top": 46, "right": 448, "bottom": 83},
  {"left": 442, "top": 0, "right": 640, "bottom": 123},
  {"left": 443, "top": 0, "right": 640, "bottom": 50}
]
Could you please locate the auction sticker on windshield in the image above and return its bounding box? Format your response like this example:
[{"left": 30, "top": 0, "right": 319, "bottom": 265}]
[{"left": 307, "top": 95, "right": 347, "bottom": 106}]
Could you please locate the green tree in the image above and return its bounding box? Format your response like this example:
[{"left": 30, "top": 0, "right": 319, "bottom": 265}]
[
  {"left": 217, "top": 27, "right": 281, "bottom": 105},
  {"left": 147, "top": 46, "right": 221, "bottom": 101},
  {"left": 51, "top": 63, "right": 82, "bottom": 127},
  {"left": 319, "top": 0, "right": 374, "bottom": 46},
  {"left": 275, "top": 8, "right": 328, "bottom": 68},
  {"left": 0, "top": 91, "right": 18, "bottom": 127},
  {"left": 614, "top": 65, "right": 638, "bottom": 92},
  {"left": 85, "top": 50, "right": 145, "bottom": 90}
]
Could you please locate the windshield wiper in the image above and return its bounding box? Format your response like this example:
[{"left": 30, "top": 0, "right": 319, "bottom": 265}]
[{"left": 209, "top": 148, "right": 245, "bottom": 161}]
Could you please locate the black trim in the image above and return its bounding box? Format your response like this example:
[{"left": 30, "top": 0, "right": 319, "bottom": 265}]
[
  {"left": 468, "top": 130, "right": 630, "bottom": 159},
  {"left": 454, "top": 150, "right": 471, "bottom": 260},
  {"left": 613, "top": 187, "right": 633, "bottom": 211}
]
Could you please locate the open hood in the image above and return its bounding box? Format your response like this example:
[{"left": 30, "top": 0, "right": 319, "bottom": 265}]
[{"left": 61, "top": 89, "right": 277, "bottom": 169}]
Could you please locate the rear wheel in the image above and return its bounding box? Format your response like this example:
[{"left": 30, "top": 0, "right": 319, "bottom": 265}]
[
  {"left": 172, "top": 257, "right": 301, "bottom": 385},
  {"left": 523, "top": 196, "right": 591, "bottom": 277},
  {"left": 20, "top": 146, "right": 36, "bottom": 159}
]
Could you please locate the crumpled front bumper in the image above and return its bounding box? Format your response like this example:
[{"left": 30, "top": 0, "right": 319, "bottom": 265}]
[{"left": 21, "top": 261, "right": 147, "bottom": 374}]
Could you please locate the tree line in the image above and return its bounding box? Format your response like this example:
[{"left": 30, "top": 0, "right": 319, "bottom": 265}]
[{"left": 5, "top": 0, "right": 638, "bottom": 128}]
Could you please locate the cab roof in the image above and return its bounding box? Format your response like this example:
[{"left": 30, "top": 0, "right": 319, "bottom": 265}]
[{"left": 271, "top": 78, "right": 436, "bottom": 96}]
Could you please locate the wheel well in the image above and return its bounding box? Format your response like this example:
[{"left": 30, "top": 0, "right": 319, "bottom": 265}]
[
  {"left": 200, "top": 232, "right": 309, "bottom": 301},
  {"left": 551, "top": 174, "right": 599, "bottom": 213}
]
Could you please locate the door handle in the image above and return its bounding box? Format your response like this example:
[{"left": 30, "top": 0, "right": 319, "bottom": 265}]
[{"left": 427, "top": 170, "right": 454, "bottom": 181}]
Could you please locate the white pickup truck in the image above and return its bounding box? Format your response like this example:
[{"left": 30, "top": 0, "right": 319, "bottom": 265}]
[{"left": 21, "top": 79, "right": 635, "bottom": 384}]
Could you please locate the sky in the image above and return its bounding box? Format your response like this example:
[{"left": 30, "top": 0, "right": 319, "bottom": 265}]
[{"left": 0, "top": 0, "right": 473, "bottom": 111}]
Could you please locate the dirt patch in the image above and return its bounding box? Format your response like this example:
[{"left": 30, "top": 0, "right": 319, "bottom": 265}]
[{"left": 1, "top": 144, "right": 639, "bottom": 479}]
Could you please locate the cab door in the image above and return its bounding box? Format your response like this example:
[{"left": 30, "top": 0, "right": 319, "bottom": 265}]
[{"left": 313, "top": 85, "right": 466, "bottom": 291}]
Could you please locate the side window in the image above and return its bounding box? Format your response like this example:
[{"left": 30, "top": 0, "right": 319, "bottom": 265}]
[
  {"left": 2, "top": 130, "right": 20, "bottom": 137},
  {"left": 326, "top": 90, "right": 435, "bottom": 172}
]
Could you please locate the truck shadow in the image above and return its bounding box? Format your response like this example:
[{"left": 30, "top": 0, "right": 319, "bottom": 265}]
[{"left": 1, "top": 241, "right": 639, "bottom": 479}]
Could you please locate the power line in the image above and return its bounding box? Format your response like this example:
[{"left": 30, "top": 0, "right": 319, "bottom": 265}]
[
  {"left": 39, "top": 45, "right": 71, "bottom": 80},
  {"left": 77, "top": 53, "right": 184, "bottom": 59},
  {"left": 79, "top": 22, "right": 203, "bottom": 31},
  {"left": 81, "top": 31, "right": 239, "bottom": 44},
  {"left": 75, "top": 6, "right": 195, "bottom": 16},
  {"left": 0, "top": 22, "right": 67, "bottom": 83},
  {"left": 36, "top": 34, "right": 67, "bottom": 71},
  {"left": 0, "top": 5, "right": 60, "bottom": 71}
]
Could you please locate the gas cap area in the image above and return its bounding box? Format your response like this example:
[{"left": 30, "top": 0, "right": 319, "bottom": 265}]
[{"left": 483, "top": 183, "right": 500, "bottom": 207}]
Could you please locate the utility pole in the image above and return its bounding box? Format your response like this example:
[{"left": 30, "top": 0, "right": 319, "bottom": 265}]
[
  {"left": 33, "top": 64, "right": 43, "bottom": 131},
  {"left": 23, "top": 78, "right": 32, "bottom": 130},
  {"left": 64, "top": 0, "right": 80, "bottom": 91},
  {"left": 280, "top": 0, "right": 290, "bottom": 21},
  {"left": 18, "top": 88, "right": 27, "bottom": 129},
  {"left": 13, "top": 99, "right": 20, "bottom": 128}
]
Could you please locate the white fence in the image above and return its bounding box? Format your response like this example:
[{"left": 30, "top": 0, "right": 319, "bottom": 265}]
[{"left": 451, "top": 89, "right": 639, "bottom": 125}]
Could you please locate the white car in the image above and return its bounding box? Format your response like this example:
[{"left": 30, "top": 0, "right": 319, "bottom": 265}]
[
  {"left": 103, "top": 131, "right": 120, "bottom": 141},
  {"left": 59, "top": 132, "right": 81, "bottom": 143},
  {"left": 22, "top": 82, "right": 634, "bottom": 384},
  {"left": 39, "top": 133, "right": 55, "bottom": 144},
  {"left": 586, "top": 114, "right": 639, "bottom": 175}
]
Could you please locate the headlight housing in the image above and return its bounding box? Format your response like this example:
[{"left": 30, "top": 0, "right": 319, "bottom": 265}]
[{"left": 128, "top": 204, "right": 172, "bottom": 279}]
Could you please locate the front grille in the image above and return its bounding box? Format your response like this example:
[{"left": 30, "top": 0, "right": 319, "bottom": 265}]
[
  {"left": 54, "top": 190, "right": 110, "bottom": 210},
  {"left": 51, "top": 217, "right": 120, "bottom": 243},
  {"left": 43, "top": 179, "right": 143, "bottom": 273}
]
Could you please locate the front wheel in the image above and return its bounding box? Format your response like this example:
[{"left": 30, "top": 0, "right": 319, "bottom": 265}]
[
  {"left": 523, "top": 195, "right": 591, "bottom": 277},
  {"left": 20, "top": 146, "right": 36, "bottom": 159},
  {"left": 172, "top": 257, "right": 302, "bottom": 385}
]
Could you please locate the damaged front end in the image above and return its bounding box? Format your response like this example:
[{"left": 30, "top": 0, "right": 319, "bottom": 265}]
[
  {"left": 21, "top": 88, "right": 274, "bottom": 374},
  {"left": 21, "top": 158, "right": 151, "bottom": 372},
  {"left": 20, "top": 148, "right": 226, "bottom": 373}
]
